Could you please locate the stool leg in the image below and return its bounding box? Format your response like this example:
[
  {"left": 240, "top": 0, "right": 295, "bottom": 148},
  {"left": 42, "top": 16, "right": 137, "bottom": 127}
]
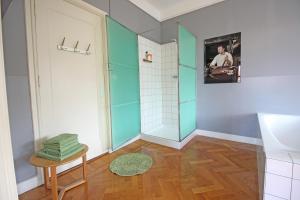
[
  {"left": 82, "top": 154, "right": 87, "bottom": 181},
  {"left": 43, "top": 167, "right": 49, "bottom": 190},
  {"left": 50, "top": 166, "right": 58, "bottom": 200}
]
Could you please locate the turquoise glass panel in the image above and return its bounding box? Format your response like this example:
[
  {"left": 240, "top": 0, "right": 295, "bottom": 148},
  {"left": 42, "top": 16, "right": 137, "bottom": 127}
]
[
  {"left": 109, "top": 65, "right": 140, "bottom": 105},
  {"left": 178, "top": 25, "right": 197, "bottom": 141},
  {"left": 111, "top": 103, "right": 140, "bottom": 149},
  {"left": 180, "top": 101, "right": 196, "bottom": 140},
  {"left": 178, "top": 25, "right": 196, "bottom": 68},
  {"left": 107, "top": 17, "right": 138, "bottom": 68},
  {"left": 179, "top": 66, "right": 196, "bottom": 102},
  {"left": 106, "top": 17, "right": 140, "bottom": 150}
]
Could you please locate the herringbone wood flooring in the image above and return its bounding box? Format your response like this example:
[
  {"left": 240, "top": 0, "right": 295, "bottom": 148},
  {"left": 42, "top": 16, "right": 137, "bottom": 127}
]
[{"left": 19, "top": 136, "right": 259, "bottom": 200}]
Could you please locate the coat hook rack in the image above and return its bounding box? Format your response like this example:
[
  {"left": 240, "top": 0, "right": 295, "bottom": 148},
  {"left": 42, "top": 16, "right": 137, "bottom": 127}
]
[
  {"left": 74, "top": 41, "right": 79, "bottom": 49},
  {"left": 86, "top": 44, "right": 91, "bottom": 52},
  {"left": 61, "top": 37, "right": 66, "bottom": 46},
  {"left": 57, "top": 37, "right": 91, "bottom": 55}
]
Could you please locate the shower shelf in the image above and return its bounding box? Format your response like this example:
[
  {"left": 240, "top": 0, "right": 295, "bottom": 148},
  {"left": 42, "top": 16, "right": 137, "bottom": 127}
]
[{"left": 143, "top": 58, "right": 152, "bottom": 63}]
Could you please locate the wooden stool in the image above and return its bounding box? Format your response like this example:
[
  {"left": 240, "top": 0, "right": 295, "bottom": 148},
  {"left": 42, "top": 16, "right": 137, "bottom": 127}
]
[{"left": 30, "top": 145, "right": 88, "bottom": 200}]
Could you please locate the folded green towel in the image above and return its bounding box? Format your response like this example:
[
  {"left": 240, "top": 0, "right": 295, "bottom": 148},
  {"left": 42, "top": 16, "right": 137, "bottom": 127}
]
[
  {"left": 37, "top": 144, "right": 84, "bottom": 161},
  {"left": 43, "top": 133, "right": 78, "bottom": 147},
  {"left": 43, "top": 140, "right": 79, "bottom": 152},
  {"left": 43, "top": 143, "right": 83, "bottom": 157}
]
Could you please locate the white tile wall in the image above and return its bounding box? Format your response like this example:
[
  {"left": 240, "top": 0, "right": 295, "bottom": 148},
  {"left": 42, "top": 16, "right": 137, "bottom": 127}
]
[
  {"left": 291, "top": 179, "right": 300, "bottom": 200},
  {"left": 290, "top": 152, "right": 300, "bottom": 165},
  {"left": 138, "top": 36, "right": 179, "bottom": 135},
  {"left": 161, "top": 42, "right": 178, "bottom": 126},
  {"left": 264, "top": 194, "right": 286, "bottom": 200},
  {"left": 293, "top": 164, "right": 300, "bottom": 180},
  {"left": 263, "top": 155, "right": 300, "bottom": 200},
  {"left": 266, "top": 158, "right": 293, "bottom": 178},
  {"left": 265, "top": 173, "right": 292, "bottom": 199},
  {"left": 265, "top": 173, "right": 292, "bottom": 200},
  {"left": 138, "top": 36, "right": 163, "bottom": 133}
]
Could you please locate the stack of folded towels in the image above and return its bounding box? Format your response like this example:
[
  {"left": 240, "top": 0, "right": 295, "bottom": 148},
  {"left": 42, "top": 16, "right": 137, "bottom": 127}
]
[{"left": 37, "top": 133, "right": 84, "bottom": 161}]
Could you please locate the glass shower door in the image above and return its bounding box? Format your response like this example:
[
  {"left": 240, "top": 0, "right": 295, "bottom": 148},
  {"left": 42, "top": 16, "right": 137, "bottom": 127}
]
[
  {"left": 106, "top": 17, "right": 141, "bottom": 150},
  {"left": 178, "top": 25, "right": 197, "bottom": 140}
]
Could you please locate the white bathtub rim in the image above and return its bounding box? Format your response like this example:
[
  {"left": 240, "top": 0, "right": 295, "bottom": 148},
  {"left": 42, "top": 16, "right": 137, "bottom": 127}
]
[{"left": 258, "top": 113, "right": 300, "bottom": 164}]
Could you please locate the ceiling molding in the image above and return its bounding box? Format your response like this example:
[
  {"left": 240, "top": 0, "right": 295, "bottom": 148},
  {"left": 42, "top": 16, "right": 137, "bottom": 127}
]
[
  {"left": 129, "top": 0, "right": 162, "bottom": 21},
  {"left": 161, "top": 0, "right": 225, "bottom": 21},
  {"left": 129, "top": 0, "right": 225, "bottom": 22}
]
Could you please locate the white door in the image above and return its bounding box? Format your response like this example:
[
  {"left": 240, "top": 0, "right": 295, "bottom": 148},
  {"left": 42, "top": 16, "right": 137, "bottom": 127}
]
[{"left": 34, "top": 0, "right": 109, "bottom": 169}]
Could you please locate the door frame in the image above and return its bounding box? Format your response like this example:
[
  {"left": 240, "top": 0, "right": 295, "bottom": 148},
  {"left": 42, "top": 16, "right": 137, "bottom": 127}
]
[
  {"left": 0, "top": 2, "right": 19, "bottom": 198},
  {"left": 24, "top": 0, "right": 111, "bottom": 187}
]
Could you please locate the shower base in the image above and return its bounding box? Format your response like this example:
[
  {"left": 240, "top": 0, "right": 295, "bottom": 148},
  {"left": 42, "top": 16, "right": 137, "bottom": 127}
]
[{"left": 143, "top": 125, "right": 179, "bottom": 141}]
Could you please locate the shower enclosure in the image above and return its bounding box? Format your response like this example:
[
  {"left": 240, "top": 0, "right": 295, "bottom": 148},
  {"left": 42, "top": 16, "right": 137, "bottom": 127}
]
[
  {"left": 139, "top": 36, "right": 179, "bottom": 141},
  {"left": 139, "top": 24, "right": 197, "bottom": 143},
  {"left": 106, "top": 17, "right": 196, "bottom": 150}
]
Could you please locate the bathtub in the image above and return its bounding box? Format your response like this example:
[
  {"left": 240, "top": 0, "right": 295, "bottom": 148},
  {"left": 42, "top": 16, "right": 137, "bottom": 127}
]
[{"left": 258, "top": 113, "right": 300, "bottom": 200}]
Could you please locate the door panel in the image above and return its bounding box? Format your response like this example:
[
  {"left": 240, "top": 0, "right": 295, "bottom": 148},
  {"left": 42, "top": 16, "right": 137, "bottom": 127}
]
[
  {"left": 107, "top": 17, "right": 140, "bottom": 150},
  {"left": 111, "top": 103, "right": 140, "bottom": 148},
  {"left": 179, "top": 25, "right": 196, "bottom": 68},
  {"left": 107, "top": 18, "right": 138, "bottom": 68},
  {"left": 180, "top": 101, "right": 196, "bottom": 139},
  {"left": 178, "top": 25, "right": 197, "bottom": 140},
  {"left": 179, "top": 66, "right": 196, "bottom": 102},
  {"left": 35, "top": 0, "right": 108, "bottom": 171},
  {"left": 109, "top": 65, "right": 140, "bottom": 105}
]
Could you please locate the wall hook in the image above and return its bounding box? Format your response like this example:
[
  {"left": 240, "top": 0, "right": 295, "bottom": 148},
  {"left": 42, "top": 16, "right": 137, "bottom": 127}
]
[
  {"left": 61, "top": 37, "right": 66, "bottom": 46},
  {"left": 74, "top": 41, "right": 79, "bottom": 51},
  {"left": 86, "top": 44, "right": 91, "bottom": 52},
  {"left": 57, "top": 38, "right": 91, "bottom": 56}
]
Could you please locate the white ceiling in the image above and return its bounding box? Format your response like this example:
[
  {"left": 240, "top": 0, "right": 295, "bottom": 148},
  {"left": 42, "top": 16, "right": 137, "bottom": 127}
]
[{"left": 129, "top": 0, "right": 225, "bottom": 22}]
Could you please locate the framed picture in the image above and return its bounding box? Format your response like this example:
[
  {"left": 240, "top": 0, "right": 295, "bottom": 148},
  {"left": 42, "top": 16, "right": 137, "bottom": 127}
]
[{"left": 204, "top": 32, "right": 241, "bottom": 84}]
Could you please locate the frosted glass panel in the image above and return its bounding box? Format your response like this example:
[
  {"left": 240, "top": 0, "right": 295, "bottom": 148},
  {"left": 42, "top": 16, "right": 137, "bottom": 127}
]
[
  {"left": 180, "top": 101, "right": 196, "bottom": 139},
  {"left": 178, "top": 25, "right": 196, "bottom": 68},
  {"left": 179, "top": 66, "right": 196, "bottom": 102},
  {"left": 178, "top": 25, "right": 197, "bottom": 140},
  {"left": 107, "top": 17, "right": 140, "bottom": 150}
]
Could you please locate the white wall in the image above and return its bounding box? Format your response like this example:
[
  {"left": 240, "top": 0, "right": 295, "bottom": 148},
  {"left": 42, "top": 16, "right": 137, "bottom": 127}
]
[
  {"left": 138, "top": 36, "right": 163, "bottom": 133},
  {"left": 139, "top": 36, "right": 179, "bottom": 134},
  {"left": 161, "top": 42, "right": 178, "bottom": 126}
]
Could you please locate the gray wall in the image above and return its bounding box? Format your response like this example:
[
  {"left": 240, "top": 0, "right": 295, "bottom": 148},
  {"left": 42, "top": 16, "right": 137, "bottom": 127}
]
[
  {"left": 1, "top": 0, "right": 12, "bottom": 17},
  {"left": 84, "top": 0, "right": 161, "bottom": 43},
  {"left": 3, "top": 0, "right": 36, "bottom": 183},
  {"left": 2, "top": 0, "right": 161, "bottom": 183},
  {"left": 161, "top": 0, "right": 300, "bottom": 138},
  {"left": 4, "top": 0, "right": 300, "bottom": 184}
]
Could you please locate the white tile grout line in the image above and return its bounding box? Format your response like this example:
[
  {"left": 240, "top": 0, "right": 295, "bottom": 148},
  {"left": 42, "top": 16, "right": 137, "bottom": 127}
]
[
  {"left": 265, "top": 171, "right": 293, "bottom": 180},
  {"left": 290, "top": 155, "right": 294, "bottom": 200},
  {"left": 266, "top": 156, "right": 293, "bottom": 164},
  {"left": 265, "top": 193, "right": 288, "bottom": 200}
]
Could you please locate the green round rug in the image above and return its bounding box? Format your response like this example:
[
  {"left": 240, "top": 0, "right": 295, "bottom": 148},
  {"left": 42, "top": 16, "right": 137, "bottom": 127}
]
[{"left": 109, "top": 153, "right": 153, "bottom": 176}]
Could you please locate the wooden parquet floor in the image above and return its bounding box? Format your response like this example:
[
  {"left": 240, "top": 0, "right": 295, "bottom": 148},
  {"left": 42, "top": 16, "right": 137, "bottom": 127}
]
[{"left": 19, "top": 136, "right": 259, "bottom": 200}]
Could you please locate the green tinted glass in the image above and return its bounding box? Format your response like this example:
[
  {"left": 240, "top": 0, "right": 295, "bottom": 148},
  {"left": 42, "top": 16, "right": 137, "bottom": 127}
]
[
  {"left": 107, "top": 17, "right": 140, "bottom": 150},
  {"left": 178, "top": 25, "right": 197, "bottom": 140}
]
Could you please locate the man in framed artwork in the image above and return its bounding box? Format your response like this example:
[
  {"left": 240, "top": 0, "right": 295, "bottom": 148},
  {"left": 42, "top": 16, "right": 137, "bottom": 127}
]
[
  {"left": 209, "top": 44, "right": 233, "bottom": 68},
  {"left": 204, "top": 32, "right": 241, "bottom": 84}
]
